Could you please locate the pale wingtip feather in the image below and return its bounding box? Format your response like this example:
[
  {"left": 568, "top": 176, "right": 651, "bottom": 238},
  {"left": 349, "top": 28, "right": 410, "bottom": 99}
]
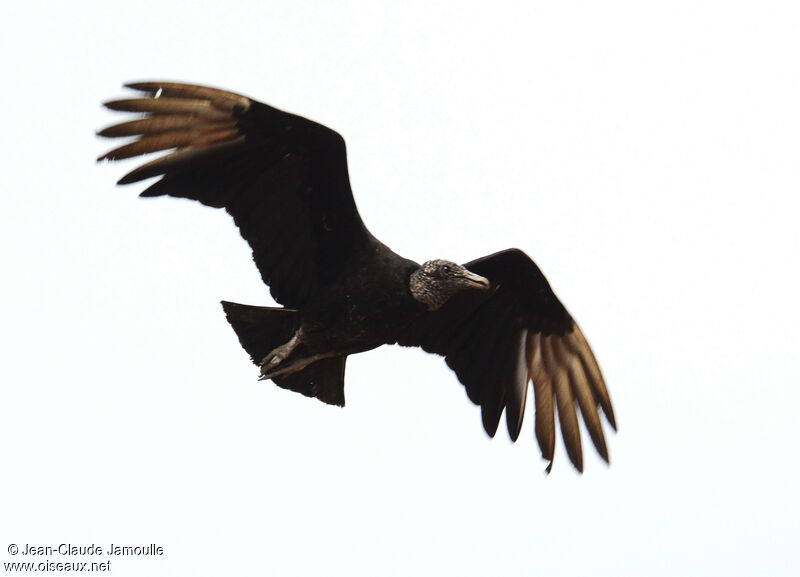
[
  {"left": 553, "top": 337, "right": 609, "bottom": 464},
  {"left": 527, "top": 332, "right": 556, "bottom": 465},
  {"left": 543, "top": 336, "right": 583, "bottom": 473}
]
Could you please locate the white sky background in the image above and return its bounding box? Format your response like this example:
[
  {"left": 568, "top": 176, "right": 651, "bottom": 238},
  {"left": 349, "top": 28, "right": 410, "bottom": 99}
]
[{"left": 1, "top": 0, "right": 798, "bottom": 575}]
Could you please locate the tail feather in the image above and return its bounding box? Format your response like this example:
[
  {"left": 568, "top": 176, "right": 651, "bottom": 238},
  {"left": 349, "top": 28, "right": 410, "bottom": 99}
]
[
  {"left": 221, "top": 300, "right": 297, "bottom": 364},
  {"left": 221, "top": 301, "right": 347, "bottom": 406},
  {"left": 274, "top": 357, "right": 347, "bottom": 407}
]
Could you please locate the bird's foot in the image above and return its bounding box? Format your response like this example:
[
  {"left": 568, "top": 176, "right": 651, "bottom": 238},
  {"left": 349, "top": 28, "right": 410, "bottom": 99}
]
[
  {"left": 259, "top": 352, "right": 336, "bottom": 381},
  {"left": 259, "top": 331, "right": 301, "bottom": 378}
]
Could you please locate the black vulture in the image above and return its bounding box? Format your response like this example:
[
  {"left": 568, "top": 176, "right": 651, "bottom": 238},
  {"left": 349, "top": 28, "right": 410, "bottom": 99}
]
[{"left": 98, "top": 81, "right": 616, "bottom": 472}]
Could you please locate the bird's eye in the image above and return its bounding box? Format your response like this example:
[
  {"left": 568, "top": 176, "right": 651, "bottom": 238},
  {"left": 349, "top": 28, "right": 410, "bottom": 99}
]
[{"left": 442, "top": 265, "right": 450, "bottom": 273}]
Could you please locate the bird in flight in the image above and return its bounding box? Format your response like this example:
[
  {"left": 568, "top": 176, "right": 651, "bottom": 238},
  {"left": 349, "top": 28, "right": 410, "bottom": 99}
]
[{"left": 98, "top": 81, "right": 616, "bottom": 472}]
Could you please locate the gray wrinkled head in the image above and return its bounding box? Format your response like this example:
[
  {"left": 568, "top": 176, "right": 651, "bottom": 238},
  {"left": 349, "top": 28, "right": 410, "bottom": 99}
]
[{"left": 409, "top": 259, "right": 491, "bottom": 311}]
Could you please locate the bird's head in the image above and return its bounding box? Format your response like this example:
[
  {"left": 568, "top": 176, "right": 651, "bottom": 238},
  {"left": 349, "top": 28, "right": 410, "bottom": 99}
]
[{"left": 409, "top": 259, "right": 491, "bottom": 311}]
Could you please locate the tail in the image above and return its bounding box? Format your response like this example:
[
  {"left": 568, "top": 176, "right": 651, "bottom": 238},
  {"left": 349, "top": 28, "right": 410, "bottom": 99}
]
[
  {"left": 221, "top": 301, "right": 347, "bottom": 407},
  {"left": 221, "top": 300, "right": 298, "bottom": 364}
]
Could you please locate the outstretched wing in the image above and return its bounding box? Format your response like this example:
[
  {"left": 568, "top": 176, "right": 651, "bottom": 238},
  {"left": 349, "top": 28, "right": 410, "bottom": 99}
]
[
  {"left": 98, "top": 81, "right": 371, "bottom": 307},
  {"left": 398, "top": 249, "right": 616, "bottom": 472}
]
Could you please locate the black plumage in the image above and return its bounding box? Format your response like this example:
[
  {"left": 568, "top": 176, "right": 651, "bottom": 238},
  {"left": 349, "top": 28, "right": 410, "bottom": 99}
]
[{"left": 98, "top": 81, "right": 616, "bottom": 472}]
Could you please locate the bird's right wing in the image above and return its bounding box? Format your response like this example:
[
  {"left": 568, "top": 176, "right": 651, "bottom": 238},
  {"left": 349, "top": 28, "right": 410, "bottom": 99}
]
[
  {"left": 398, "top": 249, "right": 615, "bottom": 472},
  {"left": 98, "top": 81, "right": 371, "bottom": 308}
]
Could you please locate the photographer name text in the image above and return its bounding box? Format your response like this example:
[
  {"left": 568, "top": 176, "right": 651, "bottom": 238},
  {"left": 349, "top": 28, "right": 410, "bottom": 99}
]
[{"left": 14, "top": 543, "right": 164, "bottom": 556}]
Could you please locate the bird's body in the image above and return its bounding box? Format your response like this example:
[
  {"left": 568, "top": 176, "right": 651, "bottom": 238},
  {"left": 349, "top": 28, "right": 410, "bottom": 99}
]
[
  {"left": 99, "top": 81, "right": 616, "bottom": 472},
  {"left": 300, "top": 241, "right": 420, "bottom": 353}
]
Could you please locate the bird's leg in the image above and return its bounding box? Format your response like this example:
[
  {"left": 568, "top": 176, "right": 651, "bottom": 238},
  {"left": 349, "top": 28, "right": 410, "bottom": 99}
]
[
  {"left": 259, "top": 330, "right": 301, "bottom": 377},
  {"left": 259, "top": 352, "right": 337, "bottom": 381}
]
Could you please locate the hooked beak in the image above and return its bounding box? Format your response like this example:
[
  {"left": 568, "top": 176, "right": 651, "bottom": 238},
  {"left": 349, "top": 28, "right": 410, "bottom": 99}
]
[{"left": 462, "top": 269, "right": 491, "bottom": 290}]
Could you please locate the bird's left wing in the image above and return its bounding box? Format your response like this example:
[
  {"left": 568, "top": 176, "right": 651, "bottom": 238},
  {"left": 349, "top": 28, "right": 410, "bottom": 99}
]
[
  {"left": 397, "top": 249, "right": 616, "bottom": 472},
  {"left": 98, "top": 81, "right": 371, "bottom": 308}
]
